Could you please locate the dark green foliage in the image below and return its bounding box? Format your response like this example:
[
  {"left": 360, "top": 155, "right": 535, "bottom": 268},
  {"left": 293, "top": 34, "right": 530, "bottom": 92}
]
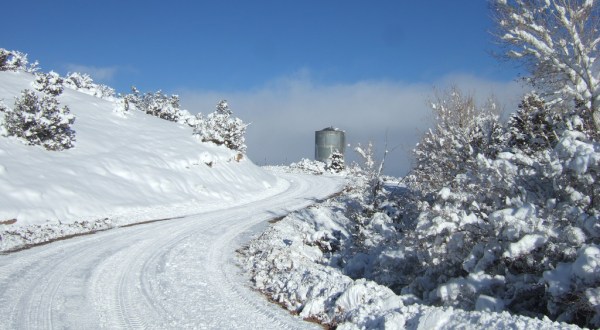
[
  {"left": 506, "top": 93, "right": 562, "bottom": 154},
  {"left": 33, "top": 71, "right": 64, "bottom": 96},
  {"left": 327, "top": 151, "right": 345, "bottom": 173},
  {"left": 3, "top": 89, "right": 75, "bottom": 151}
]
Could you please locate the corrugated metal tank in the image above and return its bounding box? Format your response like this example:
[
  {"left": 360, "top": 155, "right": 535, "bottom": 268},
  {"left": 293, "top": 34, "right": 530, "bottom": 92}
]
[{"left": 315, "top": 127, "right": 345, "bottom": 163}]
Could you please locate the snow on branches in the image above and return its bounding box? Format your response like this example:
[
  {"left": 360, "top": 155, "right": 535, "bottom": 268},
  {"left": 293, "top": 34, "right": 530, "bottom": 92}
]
[
  {"left": 408, "top": 87, "right": 503, "bottom": 195},
  {"left": 3, "top": 89, "right": 75, "bottom": 151},
  {"left": 0, "top": 48, "right": 39, "bottom": 73},
  {"left": 194, "top": 100, "right": 248, "bottom": 154},
  {"left": 492, "top": 0, "right": 600, "bottom": 130},
  {"left": 396, "top": 90, "right": 600, "bottom": 327},
  {"left": 63, "top": 72, "right": 115, "bottom": 100},
  {"left": 32, "top": 71, "right": 64, "bottom": 97}
]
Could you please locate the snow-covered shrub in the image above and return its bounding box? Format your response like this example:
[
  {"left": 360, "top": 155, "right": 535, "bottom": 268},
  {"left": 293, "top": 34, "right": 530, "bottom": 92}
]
[
  {"left": 63, "top": 72, "right": 115, "bottom": 100},
  {"left": 0, "top": 49, "right": 39, "bottom": 72},
  {"left": 63, "top": 72, "right": 94, "bottom": 91},
  {"left": 0, "top": 101, "right": 6, "bottom": 137},
  {"left": 288, "top": 158, "right": 326, "bottom": 175},
  {"left": 3, "top": 89, "right": 75, "bottom": 150},
  {"left": 93, "top": 84, "right": 116, "bottom": 100},
  {"left": 544, "top": 244, "right": 600, "bottom": 327},
  {"left": 407, "top": 88, "right": 503, "bottom": 196},
  {"left": 354, "top": 142, "right": 376, "bottom": 173},
  {"left": 32, "top": 71, "right": 64, "bottom": 96},
  {"left": 327, "top": 151, "right": 345, "bottom": 173},
  {"left": 505, "top": 92, "right": 563, "bottom": 155},
  {"left": 124, "top": 87, "right": 182, "bottom": 122},
  {"left": 117, "top": 86, "right": 194, "bottom": 123},
  {"left": 140, "top": 90, "right": 181, "bottom": 121},
  {"left": 116, "top": 86, "right": 141, "bottom": 113},
  {"left": 194, "top": 100, "right": 248, "bottom": 153},
  {"left": 388, "top": 91, "right": 600, "bottom": 327}
]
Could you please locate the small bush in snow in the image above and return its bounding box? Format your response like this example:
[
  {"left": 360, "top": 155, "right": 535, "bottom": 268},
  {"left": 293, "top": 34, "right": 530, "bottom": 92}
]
[
  {"left": 63, "top": 72, "right": 94, "bottom": 91},
  {"left": 194, "top": 100, "right": 248, "bottom": 153},
  {"left": 32, "top": 71, "right": 64, "bottom": 96},
  {"left": 140, "top": 90, "right": 181, "bottom": 121},
  {"left": 289, "top": 158, "right": 326, "bottom": 175},
  {"left": 124, "top": 87, "right": 183, "bottom": 122},
  {"left": 326, "top": 151, "right": 345, "bottom": 173},
  {"left": 407, "top": 87, "right": 503, "bottom": 196},
  {"left": 0, "top": 49, "right": 39, "bottom": 72},
  {"left": 3, "top": 89, "right": 75, "bottom": 150},
  {"left": 63, "top": 72, "right": 115, "bottom": 100}
]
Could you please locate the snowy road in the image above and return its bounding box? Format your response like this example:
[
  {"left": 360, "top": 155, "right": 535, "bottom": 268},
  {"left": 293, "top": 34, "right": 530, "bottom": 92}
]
[{"left": 0, "top": 173, "right": 344, "bottom": 329}]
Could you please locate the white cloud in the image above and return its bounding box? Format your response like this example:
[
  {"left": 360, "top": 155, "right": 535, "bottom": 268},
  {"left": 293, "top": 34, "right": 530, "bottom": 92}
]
[
  {"left": 64, "top": 64, "right": 119, "bottom": 83},
  {"left": 178, "top": 73, "right": 526, "bottom": 177}
]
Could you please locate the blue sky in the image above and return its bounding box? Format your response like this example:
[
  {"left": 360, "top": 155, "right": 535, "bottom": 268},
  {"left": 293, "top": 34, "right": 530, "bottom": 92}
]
[{"left": 2, "top": 1, "right": 526, "bottom": 176}]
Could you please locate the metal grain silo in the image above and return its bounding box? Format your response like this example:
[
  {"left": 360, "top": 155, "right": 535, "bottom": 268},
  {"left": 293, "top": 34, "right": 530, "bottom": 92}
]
[{"left": 315, "top": 127, "right": 345, "bottom": 163}]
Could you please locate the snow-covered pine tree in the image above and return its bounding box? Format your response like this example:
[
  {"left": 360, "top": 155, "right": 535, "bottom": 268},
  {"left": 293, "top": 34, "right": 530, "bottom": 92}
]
[
  {"left": 408, "top": 87, "right": 502, "bottom": 195},
  {"left": 505, "top": 92, "right": 563, "bottom": 155},
  {"left": 62, "top": 72, "right": 115, "bottom": 100},
  {"left": 327, "top": 151, "right": 345, "bottom": 173},
  {"left": 392, "top": 89, "right": 600, "bottom": 327},
  {"left": 0, "top": 48, "right": 39, "bottom": 72},
  {"left": 63, "top": 72, "right": 94, "bottom": 91},
  {"left": 121, "top": 86, "right": 141, "bottom": 112},
  {"left": 32, "top": 71, "right": 64, "bottom": 96},
  {"left": 3, "top": 89, "right": 75, "bottom": 150},
  {"left": 194, "top": 100, "right": 248, "bottom": 153},
  {"left": 0, "top": 49, "right": 8, "bottom": 71},
  {"left": 138, "top": 90, "right": 182, "bottom": 122}
]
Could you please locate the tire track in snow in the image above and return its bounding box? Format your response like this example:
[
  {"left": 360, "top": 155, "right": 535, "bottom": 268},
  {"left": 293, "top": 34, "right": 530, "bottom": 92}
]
[{"left": 0, "top": 173, "right": 345, "bottom": 329}]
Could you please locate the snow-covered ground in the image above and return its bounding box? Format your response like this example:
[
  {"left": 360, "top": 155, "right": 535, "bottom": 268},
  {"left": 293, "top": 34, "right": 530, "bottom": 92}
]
[
  {"left": 0, "top": 172, "right": 345, "bottom": 329},
  {"left": 0, "top": 68, "right": 587, "bottom": 329},
  {"left": 0, "top": 69, "right": 349, "bottom": 327},
  {"left": 0, "top": 70, "right": 280, "bottom": 251}
]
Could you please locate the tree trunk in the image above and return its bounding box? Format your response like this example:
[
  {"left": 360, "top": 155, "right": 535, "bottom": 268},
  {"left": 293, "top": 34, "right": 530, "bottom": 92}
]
[{"left": 593, "top": 109, "right": 600, "bottom": 132}]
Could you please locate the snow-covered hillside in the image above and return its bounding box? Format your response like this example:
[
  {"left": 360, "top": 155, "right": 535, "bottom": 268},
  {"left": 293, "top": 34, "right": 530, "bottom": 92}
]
[{"left": 0, "top": 70, "right": 281, "bottom": 251}]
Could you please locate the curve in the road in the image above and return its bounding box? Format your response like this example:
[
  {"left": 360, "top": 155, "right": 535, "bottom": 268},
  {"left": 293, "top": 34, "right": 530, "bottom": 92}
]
[{"left": 0, "top": 173, "right": 345, "bottom": 329}]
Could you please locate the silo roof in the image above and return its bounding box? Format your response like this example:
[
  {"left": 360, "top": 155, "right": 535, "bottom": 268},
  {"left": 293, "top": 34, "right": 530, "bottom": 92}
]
[{"left": 320, "top": 126, "right": 344, "bottom": 132}]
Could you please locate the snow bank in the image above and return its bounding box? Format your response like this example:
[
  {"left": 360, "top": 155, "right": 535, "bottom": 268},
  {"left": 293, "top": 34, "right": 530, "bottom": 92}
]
[
  {"left": 240, "top": 186, "right": 581, "bottom": 329},
  {"left": 0, "top": 71, "right": 281, "bottom": 250}
]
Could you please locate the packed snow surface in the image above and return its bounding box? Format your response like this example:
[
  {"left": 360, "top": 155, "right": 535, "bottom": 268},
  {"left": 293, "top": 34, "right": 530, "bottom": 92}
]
[{"left": 0, "top": 172, "right": 345, "bottom": 329}]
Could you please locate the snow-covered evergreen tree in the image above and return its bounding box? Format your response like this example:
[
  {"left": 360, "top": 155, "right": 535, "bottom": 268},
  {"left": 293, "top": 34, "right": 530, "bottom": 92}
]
[
  {"left": 327, "top": 151, "right": 345, "bottom": 173},
  {"left": 389, "top": 90, "right": 600, "bottom": 327},
  {"left": 63, "top": 72, "right": 94, "bottom": 90},
  {"left": 3, "top": 89, "right": 75, "bottom": 150},
  {"left": 0, "top": 49, "right": 8, "bottom": 71},
  {"left": 117, "top": 86, "right": 192, "bottom": 123},
  {"left": 194, "top": 100, "right": 248, "bottom": 153},
  {"left": 120, "top": 86, "right": 141, "bottom": 112},
  {"left": 136, "top": 90, "right": 182, "bottom": 122},
  {"left": 32, "top": 71, "right": 64, "bottom": 96},
  {"left": 408, "top": 87, "right": 502, "bottom": 195},
  {"left": 63, "top": 72, "right": 115, "bottom": 100},
  {"left": 0, "top": 48, "right": 39, "bottom": 72}
]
